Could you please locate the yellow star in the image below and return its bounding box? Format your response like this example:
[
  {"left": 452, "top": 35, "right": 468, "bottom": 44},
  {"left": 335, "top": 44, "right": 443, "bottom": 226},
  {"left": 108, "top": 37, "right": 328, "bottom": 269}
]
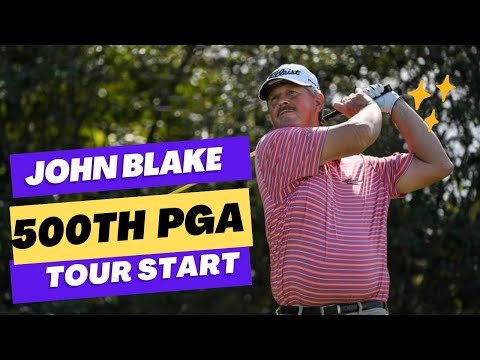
[
  {"left": 436, "top": 74, "right": 456, "bottom": 102},
  {"left": 408, "top": 79, "right": 431, "bottom": 110},
  {"left": 424, "top": 109, "right": 439, "bottom": 132}
]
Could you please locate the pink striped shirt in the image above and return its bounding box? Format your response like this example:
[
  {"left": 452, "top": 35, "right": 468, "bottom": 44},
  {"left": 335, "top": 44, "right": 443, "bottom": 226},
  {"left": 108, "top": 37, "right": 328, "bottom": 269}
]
[{"left": 255, "top": 126, "right": 414, "bottom": 306}]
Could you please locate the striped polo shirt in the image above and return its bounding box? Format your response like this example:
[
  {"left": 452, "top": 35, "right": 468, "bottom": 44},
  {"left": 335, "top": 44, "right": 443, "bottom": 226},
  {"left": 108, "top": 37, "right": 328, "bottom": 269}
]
[{"left": 255, "top": 126, "right": 414, "bottom": 306}]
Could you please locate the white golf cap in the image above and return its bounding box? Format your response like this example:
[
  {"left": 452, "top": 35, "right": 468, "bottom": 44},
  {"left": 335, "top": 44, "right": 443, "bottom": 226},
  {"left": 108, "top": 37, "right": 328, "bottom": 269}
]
[{"left": 258, "top": 63, "right": 321, "bottom": 100}]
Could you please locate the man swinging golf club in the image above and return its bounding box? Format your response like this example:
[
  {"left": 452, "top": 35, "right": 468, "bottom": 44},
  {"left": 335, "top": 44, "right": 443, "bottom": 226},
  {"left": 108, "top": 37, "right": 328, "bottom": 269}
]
[{"left": 255, "top": 63, "right": 453, "bottom": 315}]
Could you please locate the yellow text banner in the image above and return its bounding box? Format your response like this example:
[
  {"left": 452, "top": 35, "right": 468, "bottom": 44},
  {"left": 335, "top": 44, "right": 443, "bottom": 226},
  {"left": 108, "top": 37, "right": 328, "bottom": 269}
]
[{"left": 10, "top": 188, "right": 252, "bottom": 265}]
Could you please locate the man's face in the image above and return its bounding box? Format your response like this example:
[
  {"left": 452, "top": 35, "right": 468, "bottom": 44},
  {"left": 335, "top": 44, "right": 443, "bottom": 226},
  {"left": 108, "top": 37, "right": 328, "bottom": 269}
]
[{"left": 267, "top": 82, "right": 324, "bottom": 129}]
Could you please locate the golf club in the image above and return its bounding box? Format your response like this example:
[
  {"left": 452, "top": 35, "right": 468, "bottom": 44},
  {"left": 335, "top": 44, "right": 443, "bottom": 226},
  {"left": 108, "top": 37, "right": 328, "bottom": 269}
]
[
  {"left": 170, "top": 84, "right": 395, "bottom": 195},
  {"left": 321, "top": 84, "right": 393, "bottom": 123}
]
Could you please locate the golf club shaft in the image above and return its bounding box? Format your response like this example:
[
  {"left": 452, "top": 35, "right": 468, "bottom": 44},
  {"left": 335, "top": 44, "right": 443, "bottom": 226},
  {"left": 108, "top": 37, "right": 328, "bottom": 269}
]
[{"left": 170, "top": 85, "right": 394, "bottom": 194}]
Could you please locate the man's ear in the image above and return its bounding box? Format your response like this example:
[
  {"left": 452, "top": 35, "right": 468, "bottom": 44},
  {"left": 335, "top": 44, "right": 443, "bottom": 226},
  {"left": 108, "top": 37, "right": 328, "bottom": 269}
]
[{"left": 315, "top": 92, "right": 325, "bottom": 111}]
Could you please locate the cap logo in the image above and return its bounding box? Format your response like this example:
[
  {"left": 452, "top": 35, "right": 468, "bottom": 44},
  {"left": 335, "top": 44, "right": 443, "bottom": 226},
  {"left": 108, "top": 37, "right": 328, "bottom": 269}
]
[{"left": 268, "top": 68, "right": 301, "bottom": 80}]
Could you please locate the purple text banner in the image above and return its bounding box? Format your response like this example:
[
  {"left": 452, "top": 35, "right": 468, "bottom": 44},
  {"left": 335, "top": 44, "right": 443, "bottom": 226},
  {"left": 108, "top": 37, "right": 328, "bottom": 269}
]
[
  {"left": 10, "top": 136, "right": 252, "bottom": 198},
  {"left": 10, "top": 247, "right": 251, "bottom": 304}
]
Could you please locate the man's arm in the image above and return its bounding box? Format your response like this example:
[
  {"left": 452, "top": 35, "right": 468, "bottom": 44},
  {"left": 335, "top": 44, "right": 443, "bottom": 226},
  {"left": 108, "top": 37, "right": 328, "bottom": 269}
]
[
  {"left": 320, "top": 89, "right": 382, "bottom": 165},
  {"left": 392, "top": 98, "right": 454, "bottom": 194}
]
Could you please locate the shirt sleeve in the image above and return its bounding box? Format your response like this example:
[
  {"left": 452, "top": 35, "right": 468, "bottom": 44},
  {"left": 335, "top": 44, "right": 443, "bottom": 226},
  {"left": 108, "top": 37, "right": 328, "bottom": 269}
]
[
  {"left": 255, "top": 126, "right": 328, "bottom": 203},
  {"left": 369, "top": 152, "right": 415, "bottom": 199}
]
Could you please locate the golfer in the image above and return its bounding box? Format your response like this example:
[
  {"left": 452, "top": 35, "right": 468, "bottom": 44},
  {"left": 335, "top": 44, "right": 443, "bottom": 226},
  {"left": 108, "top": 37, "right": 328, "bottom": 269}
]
[{"left": 255, "top": 63, "right": 453, "bottom": 315}]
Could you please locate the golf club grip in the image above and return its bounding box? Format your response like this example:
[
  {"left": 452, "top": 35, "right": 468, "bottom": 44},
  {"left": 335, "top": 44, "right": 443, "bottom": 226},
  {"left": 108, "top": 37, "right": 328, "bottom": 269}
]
[{"left": 322, "top": 84, "right": 393, "bottom": 121}]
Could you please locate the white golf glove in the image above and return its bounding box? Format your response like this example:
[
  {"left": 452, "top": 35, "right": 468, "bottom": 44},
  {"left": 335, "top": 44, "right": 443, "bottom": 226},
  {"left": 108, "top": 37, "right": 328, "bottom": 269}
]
[{"left": 363, "top": 83, "right": 401, "bottom": 114}]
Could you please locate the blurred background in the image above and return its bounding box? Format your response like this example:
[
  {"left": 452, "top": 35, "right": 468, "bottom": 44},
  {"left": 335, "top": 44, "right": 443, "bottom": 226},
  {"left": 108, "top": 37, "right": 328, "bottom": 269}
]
[{"left": 0, "top": 45, "right": 478, "bottom": 315}]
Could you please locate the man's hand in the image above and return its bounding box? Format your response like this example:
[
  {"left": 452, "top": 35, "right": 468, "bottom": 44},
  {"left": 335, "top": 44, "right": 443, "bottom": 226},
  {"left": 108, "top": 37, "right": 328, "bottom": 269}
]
[
  {"left": 362, "top": 83, "right": 401, "bottom": 114},
  {"left": 332, "top": 88, "right": 379, "bottom": 119}
]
